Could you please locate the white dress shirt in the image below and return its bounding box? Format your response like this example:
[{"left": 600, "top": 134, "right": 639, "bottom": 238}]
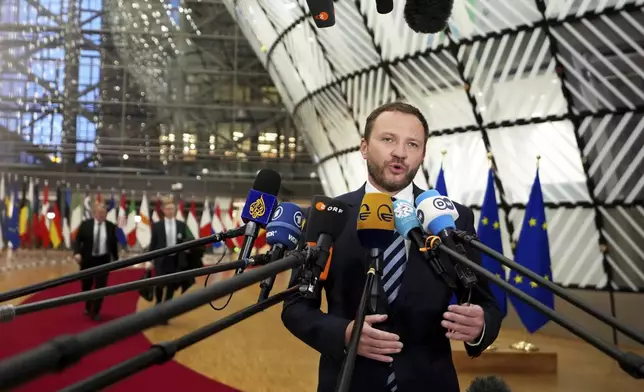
[
  {"left": 165, "top": 218, "right": 176, "bottom": 247},
  {"left": 364, "top": 180, "right": 485, "bottom": 346},
  {"left": 92, "top": 220, "right": 107, "bottom": 256}
]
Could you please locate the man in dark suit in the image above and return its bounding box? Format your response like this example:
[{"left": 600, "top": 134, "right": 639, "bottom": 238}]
[
  {"left": 73, "top": 201, "right": 119, "bottom": 321},
  {"left": 282, "top": 102, "right": 503, "bottom": 392},
  {"left": 148, "top": 196, "right": 189, "bottom": 307}
]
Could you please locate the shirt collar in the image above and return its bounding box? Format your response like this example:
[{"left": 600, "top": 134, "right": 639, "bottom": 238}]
[{"left": 365, "top": 179, "right": 415, "bottom": 203}]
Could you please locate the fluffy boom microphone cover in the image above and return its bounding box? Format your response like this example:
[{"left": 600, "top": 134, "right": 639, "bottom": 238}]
[{"left": 404, "top": 0, "right": 454, "bottom": 34}]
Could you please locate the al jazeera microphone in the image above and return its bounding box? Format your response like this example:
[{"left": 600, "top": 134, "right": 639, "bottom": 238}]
[
  {"left": 356, "top": 192, "right": 395, "bottom": 314},
  {"left": 235, "top": 169, "right": 281, "bottom": 275}
]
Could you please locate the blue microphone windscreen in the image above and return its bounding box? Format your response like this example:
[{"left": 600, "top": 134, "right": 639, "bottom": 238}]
[
  {"left": 266, "top": 202, "right": 303, "bottom": 250},
  {"left": 392, "top": 200, "right": 421, "bottom": 240},
  {"left": 241, "top": 189, "right": 278, "bottom": 227},
  {"left": 415, "top": 189, "right": 459, "bottom": 235}
]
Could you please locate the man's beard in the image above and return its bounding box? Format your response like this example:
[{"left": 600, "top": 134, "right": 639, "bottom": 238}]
[{"left": 367, "top": 158, "right": 419, "bottom": 193}]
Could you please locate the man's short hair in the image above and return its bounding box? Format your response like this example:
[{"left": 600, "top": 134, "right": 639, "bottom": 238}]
[
  {"left": 162, "top": 195, "right": 175, "bottom": 207},
  {"left": 363, "top": 102, "right": 430, "bottom": 143}
]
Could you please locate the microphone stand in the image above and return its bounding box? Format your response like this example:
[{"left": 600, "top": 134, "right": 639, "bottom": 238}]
[
  {"left": 0, "top": 255, "right": 270, "bottom": 323},
  {"left": 235, "top": 221, "right": 260, "bottom": 275},
  {"left": 258, "top": 244, "right": 286, "bottom": 302},
  {"left": 0, "top": 227, "right": 246, "bottom": 303},
  {"left": 59, "top": 286, "right": 300, "bottom": 392},
  {"left": 425, "top": 237, "right": 644, "bottom": 379},
  {"left": 0, "top": 248, "right": 320, "bottom": 390},
  {"left": 452, "top": 230, "right": 644, "bottom": 346},
  {"left": 336, "top": 249, "right": 381, "bottom": 392}
]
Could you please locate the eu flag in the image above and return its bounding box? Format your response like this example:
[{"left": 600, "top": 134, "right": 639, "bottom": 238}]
[
  {"left": 435, "top": 164, "right": 448, "bottom": 196},
  {"left": 508, "top": 170, "right": 554, "bottom": 334},
  {"left": 478, "top": 169, "right": 506, "bottom": 317}
]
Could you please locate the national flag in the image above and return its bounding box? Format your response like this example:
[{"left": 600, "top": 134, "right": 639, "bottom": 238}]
[
  {"left": 175, "top": 198, "right": 185, "bottom": 222},
  {"left": 137, "top": 192, "right": 152, "bottom": 249},
  {"left": 200, "top": 198, "right": 213, "bottom": 243},
  {"left": 62, "top": 185, "right": 71, "bottom": 249},
  {"left": 31, "top": 182, "right": 40, "bottom": 247},
  {"left": 106, "top": 193, "right": 117, "bottom": 224},
  {"left": 116, "top": 192, "right": 127, "bottom": 247},
  {"left": 435, "top": 163, "right": 448, "bottom": 196},
  {"left": 19, "top": 177, "right": 33, "bottom": 247},
  {"left": 5, "top": 179, "right": 20, "bottom": 249},
  {"left": 39, "top": 183, "right": 51, "bottom": 248},
  {"left": 70, "top": 187, "right": 83, "bottom": 240},
  {"left": 125, "top": 195, "right": 137, "bottom": 247},
  {"left": 210, "top": 200, "right": 225, "bottom": 249},
  {"left": 0, "top": 173, "right": 5, "bottom": 250},
  {"left": 83, "top": 191, "right": 92, "bottom": 220},
  {"left": 478, "top": 168, "right": 507, "bottom": 317},
  {"left": 49, "top": 185, "right": 63, "bottom": 249},
  {"left": 186, "top": 199, "right": 199, "bottom": 240},
  {"left": 508, "top": 167, "right": 554, "bottom": 334},
  {"left": 151, "top": 193, "right": 161, "bottom": 223}
]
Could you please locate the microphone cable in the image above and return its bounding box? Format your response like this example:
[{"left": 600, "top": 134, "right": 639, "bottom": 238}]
[{"left": 203, "top": 247, "right": 232, "bottom": 311}]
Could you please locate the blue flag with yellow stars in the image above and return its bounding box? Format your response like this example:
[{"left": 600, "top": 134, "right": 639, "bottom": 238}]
[
  {"left": 435, "top": 164, "right": 448, "bottom": 196},
  {"left": 508, "top": 169, "right": 554, "bottom": 334},
  {"left": 478, "top": 168, "right": 506, "bottom": 317}
]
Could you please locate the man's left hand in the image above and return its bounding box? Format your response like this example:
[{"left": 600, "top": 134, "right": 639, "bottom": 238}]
[{"left": 441, "top": 304, "right": 485, "bottom": 343}]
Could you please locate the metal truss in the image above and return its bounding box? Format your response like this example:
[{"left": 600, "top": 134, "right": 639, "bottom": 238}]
[
  {"left": 230, "top": 0, "right": 644, "bottom": 301},
  {"left": 0, "top": 0, "right": 318, "bottom": 196}
]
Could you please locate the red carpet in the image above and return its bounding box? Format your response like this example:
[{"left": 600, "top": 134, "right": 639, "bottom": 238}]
[{"left": 0, "top": 269, "right": 239, "bottom": 391}]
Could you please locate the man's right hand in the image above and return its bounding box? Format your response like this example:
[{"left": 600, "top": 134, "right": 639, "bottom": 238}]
[
  {"left": 344, "top": 314, "right": 403, "bottom": 363},
  {"left": 73, "top": 254, "right": 81, "bottom": 264}
]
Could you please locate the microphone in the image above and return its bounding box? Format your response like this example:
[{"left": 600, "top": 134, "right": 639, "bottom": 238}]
[
  {"left": 236, "top": 169, "right": 281, "bottom": 275},
  {"left": 257, "top": 202, "right": 304, "bottom": 302},
  {"left": 376, "top": 0, "right": 394, "bottom": 14},
  {"left": 356, "top": 192, "right": 395, "bottom": 313},
  {"left": 466, "top": 375, "right": 512, "bottom": 392},
  {"left": 303, "top": 196, "right": 349, "bottom": 287},
  {"left": 415, "top": 189, "right": 477, "bottom": 289},
  {"left": 306, "top": 0, "right": 335, "bottom": 28},
  {"left": 404, "top": 0, "right": 454, "bottom": 34},
  {"left": 392, "top": 199, "right": 457, "bottom": 289}
]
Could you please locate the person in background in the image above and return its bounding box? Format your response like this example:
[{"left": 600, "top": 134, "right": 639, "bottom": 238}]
[{"left": 73, "top": 201, "right": 119, "bottom": 321}]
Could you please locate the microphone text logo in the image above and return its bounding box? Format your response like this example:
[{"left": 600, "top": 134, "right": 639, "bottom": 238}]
[
  {"left": 417, "top": 209, "right": 425, "bottom": 225},
  {"left": 377, "top": 204, "right": 393, "bottom": 222},
  {"left": 314, "top": 12, "right": 329, "bottom": 21},
  {"left": 249, "top": 194, "right": 267, "bottom": 219},
  {"left": 358, "top": 204, "right": 371, "bottom": 220},
  {"left": 293, "top": 211, "right": 303, "bottom": 228},
  {"left": 317, "top": 201, "right": 344, "bottom": 214},
  {"left": 432, "top": 197, "right": 455, "bottom": 211},
  {"left": 272, "top": 206, "right": 283, "bottom": 220},
  {"left": 394, "top": 201, "right": 414, "bottom": 218}
]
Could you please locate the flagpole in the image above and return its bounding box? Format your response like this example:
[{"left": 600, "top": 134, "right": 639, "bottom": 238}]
[{"left": 510, "top": 155, "right": 542, "bottom": 353}]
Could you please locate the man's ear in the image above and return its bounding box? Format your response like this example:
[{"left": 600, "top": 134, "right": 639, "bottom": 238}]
[{"left": 360, "top": 138, "right": 368, "bottom": 159}]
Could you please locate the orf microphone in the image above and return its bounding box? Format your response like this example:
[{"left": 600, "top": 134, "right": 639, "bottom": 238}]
[
  {"left": 257, "top": 202, "right": 304, "bottom": 302},
  {"left": 416, "top": 189, "right": 477, "bottom": 288},
  {"left": 304, "top": 196, "right": 349, "bottom": 283},
  {"left": 376, "top": 0, "right": 394, "bottom": 14},
  {"left": 236, "top": 169, "right": 281, "bottom": 274},
  {"left": 392, "top": 199, "right": 457, "bottom": 289},
  {"left": 466, "top": 375, "right": 512, "bottom": 392},
  {"left": 356, "top": 192, "right": 395, "bottom": 314},
  {"left": 404, "top": 0, "right": 454, "bottom": 34},
  {"left": 306, "top": 0, "right": 335, "bottom": 28}
]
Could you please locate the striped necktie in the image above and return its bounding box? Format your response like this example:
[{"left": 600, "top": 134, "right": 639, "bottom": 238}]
[{"left": 381, "top": 198, "right": 407, "bottom": 392}]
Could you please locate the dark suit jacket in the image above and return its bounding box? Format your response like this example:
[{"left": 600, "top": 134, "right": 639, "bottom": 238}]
[
  {"left": 281, "top": 184, "right": 502, "bottom": 392},
  {"left": 73, "top": 219, "right": 119, "bottom": 266},
  {"left": 149, "top": 220, "right": 189, "bottom": 275}
]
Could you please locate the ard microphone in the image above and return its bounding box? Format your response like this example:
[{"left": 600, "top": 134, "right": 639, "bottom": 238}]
[
  {"left": 236, "top": 169, "right": 281, "bottom": 274},
  {"left": 304, "top": 196, "right": 349, "bottom": 283},
  {"left": 392, "top": 199, "right": 457, "bottom": 289},
  {"left": 415, "top": 190, "right": 477, "bottom": 289},
  {"left": 257, "top": 202, "right": 304, "bottom": 302},
  {"left": 357, "top": 193, "right": 395, "bottom": 314},
  {"left": 466, "top": 375, "right": 512, "bottom": 392},
  {"left": 306, "top": 0, "right": 335, "bottom": 28},
  {"left": 404, "top": 0, "right": 454, "bottom": 34},
  {"left": 376, "top": 0, "right": 394, "bottom": 14}
]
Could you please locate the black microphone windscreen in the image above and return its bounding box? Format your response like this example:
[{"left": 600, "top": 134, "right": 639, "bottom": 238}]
[
  {"left": 466, "top": 376, "right": 512, "bottom": 392},
  {"left": 376, "top": 0, "right": 394, "bottom": 14},
  {"left": 304, "top": 196, "right": 349, "bottom": 242},
  {"left": 404, "top": 0, "right": 454, "bottom": 34},
  {"left": 253, "top": 169, "right": 281, "bottom": 196},
  {"left": 306, "top": 0, "right": 335, "bottom": 28}
]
